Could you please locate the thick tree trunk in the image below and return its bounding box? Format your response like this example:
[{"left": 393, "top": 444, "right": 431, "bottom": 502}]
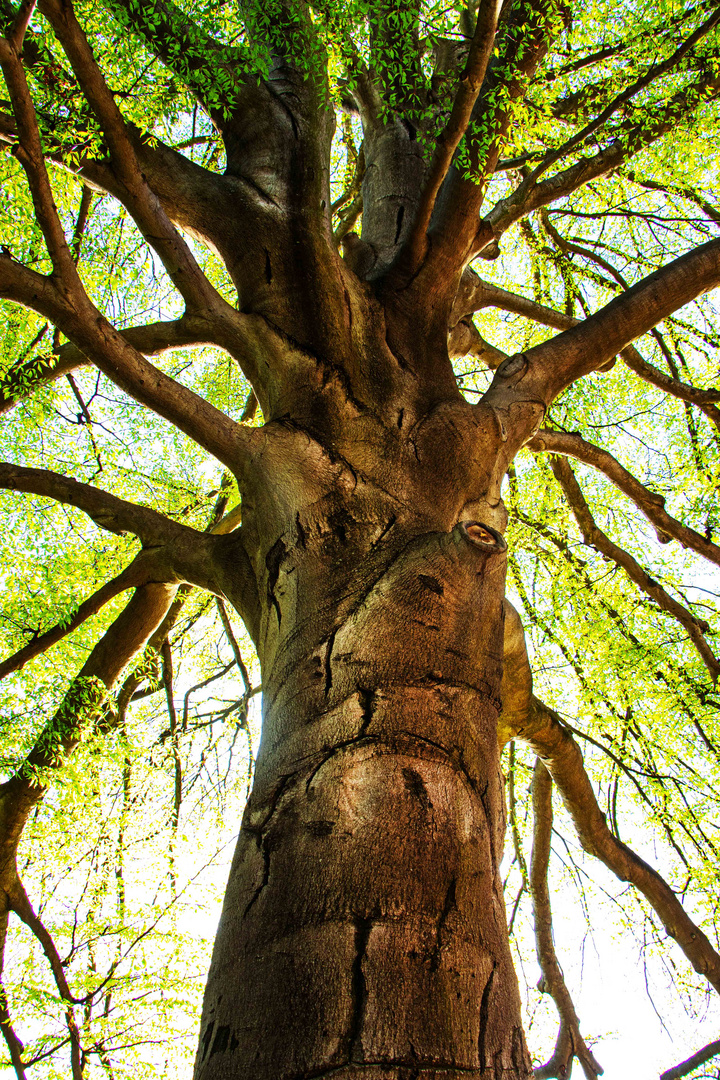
[{"left": 195, "top": 444, "right": 532, "bottom": 1078}]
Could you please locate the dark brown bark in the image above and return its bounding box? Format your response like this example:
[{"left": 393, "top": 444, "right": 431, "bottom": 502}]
[{"left": 194, "top": 344, "right": 534, "bottom": 1077}]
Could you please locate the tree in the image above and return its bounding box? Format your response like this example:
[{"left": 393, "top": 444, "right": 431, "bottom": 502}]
[{"left": 0, "top": 0, "right": 720, "bottom": 1076}]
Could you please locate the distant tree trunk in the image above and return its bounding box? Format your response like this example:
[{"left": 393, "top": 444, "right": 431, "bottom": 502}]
[{"left": 194, "top": 319, "right": 533, "bottom": 1078}]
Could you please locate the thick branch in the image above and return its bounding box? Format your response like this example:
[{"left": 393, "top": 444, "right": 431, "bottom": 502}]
[
  {"left": 0, "top": 461, "right": 188, "bottom": 544},
  {"left": 0, "top": 558, "right": 151, "bottom": 681},
  {"left": 459, "top": 271, "right": 720, "bottom": 419},
  {"left": 549, "top": 455, "right": 720, "bottom": 682},
  {"left": 527, "top": 429, "right": 720, "bottom": 568},
  {"left": 519, "top": 237, "right": 720, "bottom": 403},
  {"left": 405, "top": 0, "right": 501, "bottom": 269},
  {"left": 0, "top": 254, "right": 254, "bottom": 469},
  {"left": 38, "top": 0, "right": 241, "bottom": 321}
]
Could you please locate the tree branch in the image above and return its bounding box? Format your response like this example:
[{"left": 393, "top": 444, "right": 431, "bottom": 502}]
[
  {"left": 487, "top": 69, "right": 720, "bottom": 243},
  {"left": 99, "top": 0, "right": 248, "bottom": 125},
  {"left": 0, "top": 315, "right": 231, "bottom": 415},
  {"left": 404, "top": 0, "right": 501, "bottom": 270},
  {"left": 660, "top": 1038, "right": 720, "bottom": 1080},
  {"left": 0, "top": 558, "right": 150, "bottom": 681},
  {"left": 527, "top": 429, "right": 720, "bottom": 568},
  {"left": 38, "top": 0, "right": 242, "bottom": 322},
  {"left": 530, "top": 758, "right": 602, "bottom": 1079},
  {"left": 518, "top": 237, "right": 720, "bottom": 404},
  {"left": 548, "top": 455, "right": 720, "bottom": 682},
  {"left": 0, "top": 582, "right": 177, "bottom": 865},
  {"left": 0, "top": 461, "right": 189, "bottom": 544},
  {"left": 458, "top": 270, "right": 720, "bottom": 419},
  {"left": 504, "top": 692, "right": 720, "bottom": 996},
  {"left": 7, "top": 877, "right": 83, "bottom": 1078}
]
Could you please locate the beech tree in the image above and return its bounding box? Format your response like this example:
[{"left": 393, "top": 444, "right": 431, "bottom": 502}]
[{"left": 1, "top": 0, "right": 720, "bottom": 1076}]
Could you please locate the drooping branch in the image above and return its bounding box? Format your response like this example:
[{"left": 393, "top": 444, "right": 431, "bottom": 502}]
[
  {"left": 504, "top": 695, "right": 720, "bottom": 996},
  {"left": 548, "top": 455, "right": 720, "bottom": 682},
  {"left": 527, "top": 429, "right": 720, "bottom": 568},
  {"left": 530, "top": 758, "right": 602, "bottom": 1080}
]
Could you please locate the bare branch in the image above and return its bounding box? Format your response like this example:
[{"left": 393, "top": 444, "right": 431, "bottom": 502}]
[
  {"left": 527, "top": 429, "right": 720, "bottom": 568},
  {"left": 548, "top": 455, "right": 720, "bottom": 682},
  {"left": 660, "top": 1038, "right": 720, "bottom": 1080},
  {"left": 530, "top": 759, "right": 602, "bottom": 1079}
]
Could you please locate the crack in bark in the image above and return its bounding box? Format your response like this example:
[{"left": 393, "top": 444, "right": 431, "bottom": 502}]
[
  {"left": 348, "top": 915, "right": 372, "bottom": 1062},
  {"left": 477, "top": 963, "right": 497, "bottom": 1070},
  {"left": 429, "top": 876, "right": 456, "bottom": 972},
  {"left": 324, "top": 629, "right": 338, "bottom": 696},
  {"left": 243, "top": 832, "right": 272, "bottom": 918}
]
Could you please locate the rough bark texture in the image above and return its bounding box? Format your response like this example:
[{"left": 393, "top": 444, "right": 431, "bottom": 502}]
[{"left": 196, "top": 351, "right": 532, "bottom": 1077}]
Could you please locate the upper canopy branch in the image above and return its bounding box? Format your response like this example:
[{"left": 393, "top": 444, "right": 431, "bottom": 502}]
[
  {"left": 403, "top": 0, "right": 501, "bottom": 273},
  {"left": 486, "top": 66, "right": 720, "bottom": 243},
  {"left": 38, "top": 0, "right": 246, "bottom": 326},
  {"left": 98, "top": 0, "right": 250, "bottom": 127}
]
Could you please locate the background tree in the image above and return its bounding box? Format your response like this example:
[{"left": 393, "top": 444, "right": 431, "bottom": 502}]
[{"left": 0, "top": 0, "right": 720, "bottom": 1077}]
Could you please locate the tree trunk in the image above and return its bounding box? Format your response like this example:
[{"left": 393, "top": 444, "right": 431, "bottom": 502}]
[{"left": 195, "top": 391, "right": 532, "bottom": 1079}]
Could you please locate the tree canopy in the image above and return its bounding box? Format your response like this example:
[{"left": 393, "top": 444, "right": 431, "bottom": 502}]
[{"left": 0, "top": 0, "right": 720, "bottom": 1076}]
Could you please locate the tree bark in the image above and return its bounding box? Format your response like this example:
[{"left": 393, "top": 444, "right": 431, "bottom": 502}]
[{"left": 195, "top": 396, "right": 532, "bottom": 1078}]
